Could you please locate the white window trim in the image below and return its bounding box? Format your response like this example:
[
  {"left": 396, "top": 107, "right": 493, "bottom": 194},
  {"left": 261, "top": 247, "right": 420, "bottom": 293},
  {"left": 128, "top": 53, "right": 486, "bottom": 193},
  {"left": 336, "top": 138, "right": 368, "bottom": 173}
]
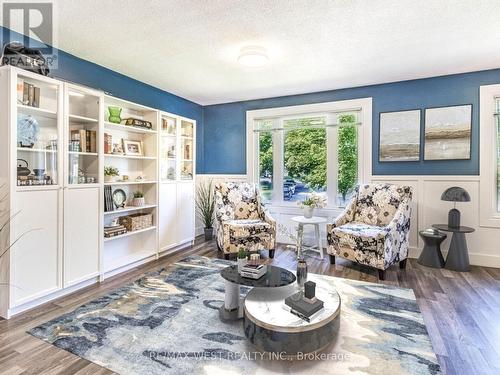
[
  {"left": 479, "top": 84, "right": 500, "bottom": 228},
  {"left": 246, "top": 98, "right": 372, "bottom": 209}
]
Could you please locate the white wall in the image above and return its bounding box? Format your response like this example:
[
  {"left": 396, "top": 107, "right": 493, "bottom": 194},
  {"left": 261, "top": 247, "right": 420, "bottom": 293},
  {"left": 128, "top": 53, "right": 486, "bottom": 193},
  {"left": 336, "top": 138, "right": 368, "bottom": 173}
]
[{"left": 196, "top": 174, "right": 500, "bottom": 268}]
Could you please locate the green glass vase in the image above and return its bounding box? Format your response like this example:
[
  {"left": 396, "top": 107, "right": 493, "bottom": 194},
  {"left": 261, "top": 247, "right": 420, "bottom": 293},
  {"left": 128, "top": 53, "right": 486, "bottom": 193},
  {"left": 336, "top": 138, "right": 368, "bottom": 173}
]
[{"left": 108, "top": 106, "right": 122, "bottom": 124}]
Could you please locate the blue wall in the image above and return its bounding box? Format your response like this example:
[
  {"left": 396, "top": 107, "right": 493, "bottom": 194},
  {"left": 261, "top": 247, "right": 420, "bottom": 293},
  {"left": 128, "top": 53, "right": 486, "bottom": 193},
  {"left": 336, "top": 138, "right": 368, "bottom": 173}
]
[
  {"left": 1, "top": 26, "right": 204, "bottom": 169},
  {"left": 202, "top": 68, "right": 500, "bottom": 175}
]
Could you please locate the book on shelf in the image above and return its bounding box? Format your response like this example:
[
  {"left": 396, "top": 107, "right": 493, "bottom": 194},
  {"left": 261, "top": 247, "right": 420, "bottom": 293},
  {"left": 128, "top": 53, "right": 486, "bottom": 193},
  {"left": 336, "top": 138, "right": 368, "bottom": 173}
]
[
  {"left": 70, "top": 129, "right": 96, "bottom": 153},
  {"left": 22, "top": 83, "right": 29, "bottom": 106},
  {"left": 79, "top": 129, "right": 86, "bottom": 152},
  {"left": 90, "top": 130, "right": 97, "bottom": 153},
  {"left": 28, "top": 84, "right": 35, "bottom": 107},
  {"left": 104, "top": 185, "right": 114, "bottom": 212},
  {"left": 33, "top": 87, "right": 40, "bottom": 108},
  {"left": 17, "top": 78, "right": 24, "bottom": 104},
  {"left": 86, "top": 131, "right": 91, "bottom": 153},
  {"left": 104, "top": 133, "right": 112, "bottom": 154}
]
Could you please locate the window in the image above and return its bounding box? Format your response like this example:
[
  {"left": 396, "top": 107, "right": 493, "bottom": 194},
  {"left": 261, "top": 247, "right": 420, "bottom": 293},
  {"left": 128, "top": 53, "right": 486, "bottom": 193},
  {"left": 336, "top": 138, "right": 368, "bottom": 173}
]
[
  {"left": 283, "top": 116, "right": 327, "bottom": 202},
  {"left": 249, "top": 99, "right": 371, "bottom": 208},
  {"left": 479, "top": 85, "right": 500, "bottom": 227}
]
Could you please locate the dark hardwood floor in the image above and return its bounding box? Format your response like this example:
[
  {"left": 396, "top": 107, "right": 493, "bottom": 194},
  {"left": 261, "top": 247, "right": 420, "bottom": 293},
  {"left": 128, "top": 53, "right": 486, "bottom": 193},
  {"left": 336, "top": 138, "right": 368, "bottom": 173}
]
[{"left": 1, "top": 238, "right": 499, "bottom": 374}]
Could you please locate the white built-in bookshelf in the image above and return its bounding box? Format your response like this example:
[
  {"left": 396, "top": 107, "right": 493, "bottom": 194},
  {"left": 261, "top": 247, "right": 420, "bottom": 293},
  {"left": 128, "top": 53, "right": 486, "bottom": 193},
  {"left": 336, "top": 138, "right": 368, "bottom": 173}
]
[
  {"left": 101, "top": 95, "right": 159, "bottom": 274},
  {"left": 0, "top": 66, "right": 196, "bottom": 319}
]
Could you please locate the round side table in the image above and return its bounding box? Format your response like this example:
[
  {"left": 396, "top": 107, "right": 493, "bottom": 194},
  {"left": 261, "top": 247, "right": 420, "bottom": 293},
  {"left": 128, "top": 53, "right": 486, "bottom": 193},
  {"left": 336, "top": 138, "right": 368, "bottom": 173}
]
[
  {"left": 291, "top": 216, "right": 326, "bottom": 259},
  {"left": 418, "top": 229, "right": 447, "bottom": 268},
  {"left": 432, "top": 224, "right": 475, "bottom": 272},
  {"left": 219, "top": 265, "right": 296, "bottom": 321}
]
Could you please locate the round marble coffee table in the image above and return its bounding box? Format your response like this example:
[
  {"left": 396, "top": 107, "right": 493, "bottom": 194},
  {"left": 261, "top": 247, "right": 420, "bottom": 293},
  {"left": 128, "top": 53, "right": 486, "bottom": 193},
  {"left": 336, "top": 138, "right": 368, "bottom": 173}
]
[
  {"left": 244, "top": 274, "right": 341, "bottom": 355},
  {"left": 219, "top": 264, "right": 296, "bottom": 321}
]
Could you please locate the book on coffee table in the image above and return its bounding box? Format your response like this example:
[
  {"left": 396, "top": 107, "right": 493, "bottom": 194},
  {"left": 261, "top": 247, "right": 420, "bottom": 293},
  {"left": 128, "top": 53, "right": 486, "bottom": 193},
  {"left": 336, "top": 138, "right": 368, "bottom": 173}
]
[{"left": 285, "top": 292, "right": 324, "bottom": 318}]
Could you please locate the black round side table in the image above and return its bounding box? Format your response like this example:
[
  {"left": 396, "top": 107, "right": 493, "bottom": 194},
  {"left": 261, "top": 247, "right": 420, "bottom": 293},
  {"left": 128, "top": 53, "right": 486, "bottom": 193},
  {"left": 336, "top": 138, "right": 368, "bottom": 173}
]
[
  {"left": 418, "top": 229, "right": 447, "bottom": 268},
  {"left": 432, "top": 224, "right": 475, "bottom": 272}
]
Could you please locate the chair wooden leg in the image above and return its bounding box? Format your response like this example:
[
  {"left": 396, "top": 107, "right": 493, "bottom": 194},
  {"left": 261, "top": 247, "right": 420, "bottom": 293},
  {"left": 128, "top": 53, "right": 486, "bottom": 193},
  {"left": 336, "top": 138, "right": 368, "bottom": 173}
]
[
  {"left": 329, "top": 254, "right": 335, "bottom": 265},
  {"left": 399, "top": 259, "right": 407, "bottom": 269},
  {"left": 269, "top": 249, "right": 275, "bottom": 259},
  {"left": 378, "top": 269, "right": 385, "bottom": 280}
]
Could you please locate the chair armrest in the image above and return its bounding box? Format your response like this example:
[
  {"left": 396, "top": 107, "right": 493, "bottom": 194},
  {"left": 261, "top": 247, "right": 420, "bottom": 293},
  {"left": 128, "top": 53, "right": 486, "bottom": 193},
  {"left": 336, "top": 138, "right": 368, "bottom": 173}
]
[
  {"left": 382, "top": 197, "right": 412, "bottom": 240},
  {"left": 327, "top": 196, "right": 357, "bottom": 233},
  {"left": 262, "top": 209, "right": 276, "bottom": 228}
]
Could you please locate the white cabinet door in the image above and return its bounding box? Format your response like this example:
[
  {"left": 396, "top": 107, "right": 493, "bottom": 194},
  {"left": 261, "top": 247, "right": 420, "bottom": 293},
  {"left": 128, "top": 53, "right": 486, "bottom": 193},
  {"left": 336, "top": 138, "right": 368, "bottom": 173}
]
[
  {"left": 11, "top": 190, "right": 61, "bottom": 306},
  {"left": 64, "top": 187, "right": 100, "bottom": 287},
  {"left": 159, "top": 183, "right": 178, "bottom": 250},
  {"left": 177, "top": 182, "right": 195, "bottom": 244}
]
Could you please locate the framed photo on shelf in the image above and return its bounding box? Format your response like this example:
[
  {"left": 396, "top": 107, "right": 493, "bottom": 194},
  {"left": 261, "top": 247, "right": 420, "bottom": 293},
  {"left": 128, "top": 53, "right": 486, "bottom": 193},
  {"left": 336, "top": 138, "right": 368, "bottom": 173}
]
[
  {"left": 379, "top": 109, "right": 421, "bottom": 162},
  {"left": 424, "top": 104, "right": 472, "bottom": 160},
  {"left": 123, "top": 139, "right": 143, "bottom": 156}
]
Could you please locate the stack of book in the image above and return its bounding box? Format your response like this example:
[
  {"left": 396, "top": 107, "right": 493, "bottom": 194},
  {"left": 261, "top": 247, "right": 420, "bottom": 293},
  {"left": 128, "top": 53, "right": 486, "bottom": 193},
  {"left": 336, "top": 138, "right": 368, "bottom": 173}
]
[
  {"left": 239, "top": 264, "right": 267, "bottom": 279},
  {"left": 70, "top": 129, "right": 97, "bottom": 153},
  {"left": 17, "top": 79, "right": 40, "bottom": 107},
  {"left": 104, "top": 224, "right": 127, "bottom": 238}
]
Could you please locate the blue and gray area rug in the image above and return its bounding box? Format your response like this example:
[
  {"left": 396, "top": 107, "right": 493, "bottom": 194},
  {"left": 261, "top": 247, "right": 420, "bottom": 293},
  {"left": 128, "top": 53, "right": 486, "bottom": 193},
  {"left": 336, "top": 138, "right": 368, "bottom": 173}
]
[{"left": 29, "top": 256, "right": 440, "bottom": 374}]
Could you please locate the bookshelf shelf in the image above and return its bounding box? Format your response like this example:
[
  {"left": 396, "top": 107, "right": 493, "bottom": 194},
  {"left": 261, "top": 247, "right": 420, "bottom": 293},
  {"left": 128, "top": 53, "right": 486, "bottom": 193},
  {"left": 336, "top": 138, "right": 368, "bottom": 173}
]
[
  {"left": 104, "top": 204, "right": 157, "bottom": 216},
  {"left": 103, "top": 180, "right": 158, "bottom": 186},
  {"left": 17, "top": 104, "right": 57, "bottom": 119},
  {"left": 69, "top": 114, "right": 99, "bottom": 123},
  {"left": 104, "top": 249, "right": 156, "bottom": 273},
  {"left": 68, "top": 151, "right": 98, "bottom": 156},
  {"left": 104, "top": 121, "right": 157, "bottom": 134},
  {"left": 104, "top": 154, "right": 156, "bottom": 160},
  {"left": 17, "top": 147, "right": 57, "bottom": 153}
]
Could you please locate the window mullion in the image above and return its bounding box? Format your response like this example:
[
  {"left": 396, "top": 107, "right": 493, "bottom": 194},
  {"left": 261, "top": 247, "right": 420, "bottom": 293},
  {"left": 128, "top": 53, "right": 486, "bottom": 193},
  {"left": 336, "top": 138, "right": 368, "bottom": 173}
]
[
  {"left": 273, "top": 119, "right": 284, "bottom": 205},
  {"left": 326, "top": 113, "right": 338, "bottom": 207}
]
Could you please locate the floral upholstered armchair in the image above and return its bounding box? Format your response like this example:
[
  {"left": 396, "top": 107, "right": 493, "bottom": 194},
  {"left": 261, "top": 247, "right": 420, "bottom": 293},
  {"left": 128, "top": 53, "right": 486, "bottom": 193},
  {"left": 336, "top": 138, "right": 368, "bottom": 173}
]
[
  {"left": 326, "top": 183, "right": 413, "bottom": 280},
  {"left": 214, "top": 182, "right": 276, "bottom": 259}
]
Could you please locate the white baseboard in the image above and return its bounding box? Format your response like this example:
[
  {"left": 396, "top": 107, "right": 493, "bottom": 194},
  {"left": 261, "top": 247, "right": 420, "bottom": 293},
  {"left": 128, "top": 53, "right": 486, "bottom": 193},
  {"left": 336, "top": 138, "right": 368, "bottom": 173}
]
[{"left": 6, "top": 276, "right": 99, "bottom": 319}]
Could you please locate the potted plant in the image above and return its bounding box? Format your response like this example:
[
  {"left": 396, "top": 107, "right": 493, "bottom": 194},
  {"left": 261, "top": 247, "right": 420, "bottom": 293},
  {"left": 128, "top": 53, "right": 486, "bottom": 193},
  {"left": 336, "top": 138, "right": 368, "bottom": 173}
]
[
  {"left": 298, "top": 192, "right": 326, "bottom": 218},
  {"left": 104, "top": 166, "right": 119, "bottom": 183},
  {"left": 132, "top": 191, "right": 145, "bottom": 207},
  {"left": 237, "top": 247, "right": 248, "bottom": 272},
  {"left": 195, "top": 179, "right": 215, "bottom": 240}
]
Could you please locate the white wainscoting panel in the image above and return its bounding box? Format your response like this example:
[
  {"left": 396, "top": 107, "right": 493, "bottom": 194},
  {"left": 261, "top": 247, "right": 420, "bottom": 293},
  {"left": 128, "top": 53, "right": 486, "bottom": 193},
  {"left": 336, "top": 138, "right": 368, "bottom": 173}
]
[
  {"left": 196, "top": 174, "right": 500, "bottom": 268},
  {"left": 373, "top": 176, "right": 500, "bottom": 268}
]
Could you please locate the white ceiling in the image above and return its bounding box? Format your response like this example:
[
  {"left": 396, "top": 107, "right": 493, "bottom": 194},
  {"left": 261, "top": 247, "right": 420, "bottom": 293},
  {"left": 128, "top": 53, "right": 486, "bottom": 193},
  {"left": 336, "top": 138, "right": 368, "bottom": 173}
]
[{"left": 14, "top": 0, "right": 500, "bottom": 105}]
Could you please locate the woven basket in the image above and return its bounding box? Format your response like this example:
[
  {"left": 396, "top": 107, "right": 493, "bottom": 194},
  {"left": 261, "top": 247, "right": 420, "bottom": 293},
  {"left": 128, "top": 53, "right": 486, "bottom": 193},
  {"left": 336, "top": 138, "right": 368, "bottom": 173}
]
[{"left": 119, "top": 213, "right": 152, "bottom": 231}]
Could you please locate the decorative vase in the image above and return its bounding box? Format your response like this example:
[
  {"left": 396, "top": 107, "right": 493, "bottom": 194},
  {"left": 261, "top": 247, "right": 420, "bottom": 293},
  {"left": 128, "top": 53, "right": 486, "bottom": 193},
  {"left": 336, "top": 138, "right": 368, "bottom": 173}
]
[
  {"left": 303, "top": 206, "right": 314, "bottom": 218},
  {"left": 297, "top": 257, "right": 308, "bottom": 290},
  {"left": 108, "top": 106, "right": 122, "bottom": 124},
  {"left": 133, "top": 197, "right": 145, "bottom": 207},
  {"left": 204, "top": 227, "right": 214, "bottom": 240},
  {"left": 237, "top": 257, "right": 247, "bottom": 273}
]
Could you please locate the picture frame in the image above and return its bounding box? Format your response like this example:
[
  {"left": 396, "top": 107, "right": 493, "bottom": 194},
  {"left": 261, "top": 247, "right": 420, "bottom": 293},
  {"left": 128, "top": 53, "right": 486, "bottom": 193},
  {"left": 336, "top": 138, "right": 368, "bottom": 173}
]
[
  {"left": 379, "top": 109, "right": 421, "bottom": 162},
  {"left": 424, "top": 104, "right": 472, "bottom": 161},
  {"left": 122, "top": 139, "right": 143, "bottom": 156}
]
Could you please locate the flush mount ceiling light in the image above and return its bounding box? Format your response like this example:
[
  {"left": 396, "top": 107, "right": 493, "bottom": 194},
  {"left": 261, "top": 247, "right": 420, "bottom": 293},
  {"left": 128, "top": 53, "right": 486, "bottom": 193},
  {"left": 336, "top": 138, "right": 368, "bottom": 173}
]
[{"left": 238, "top": 46, "right": 269, "bottom": 67}]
